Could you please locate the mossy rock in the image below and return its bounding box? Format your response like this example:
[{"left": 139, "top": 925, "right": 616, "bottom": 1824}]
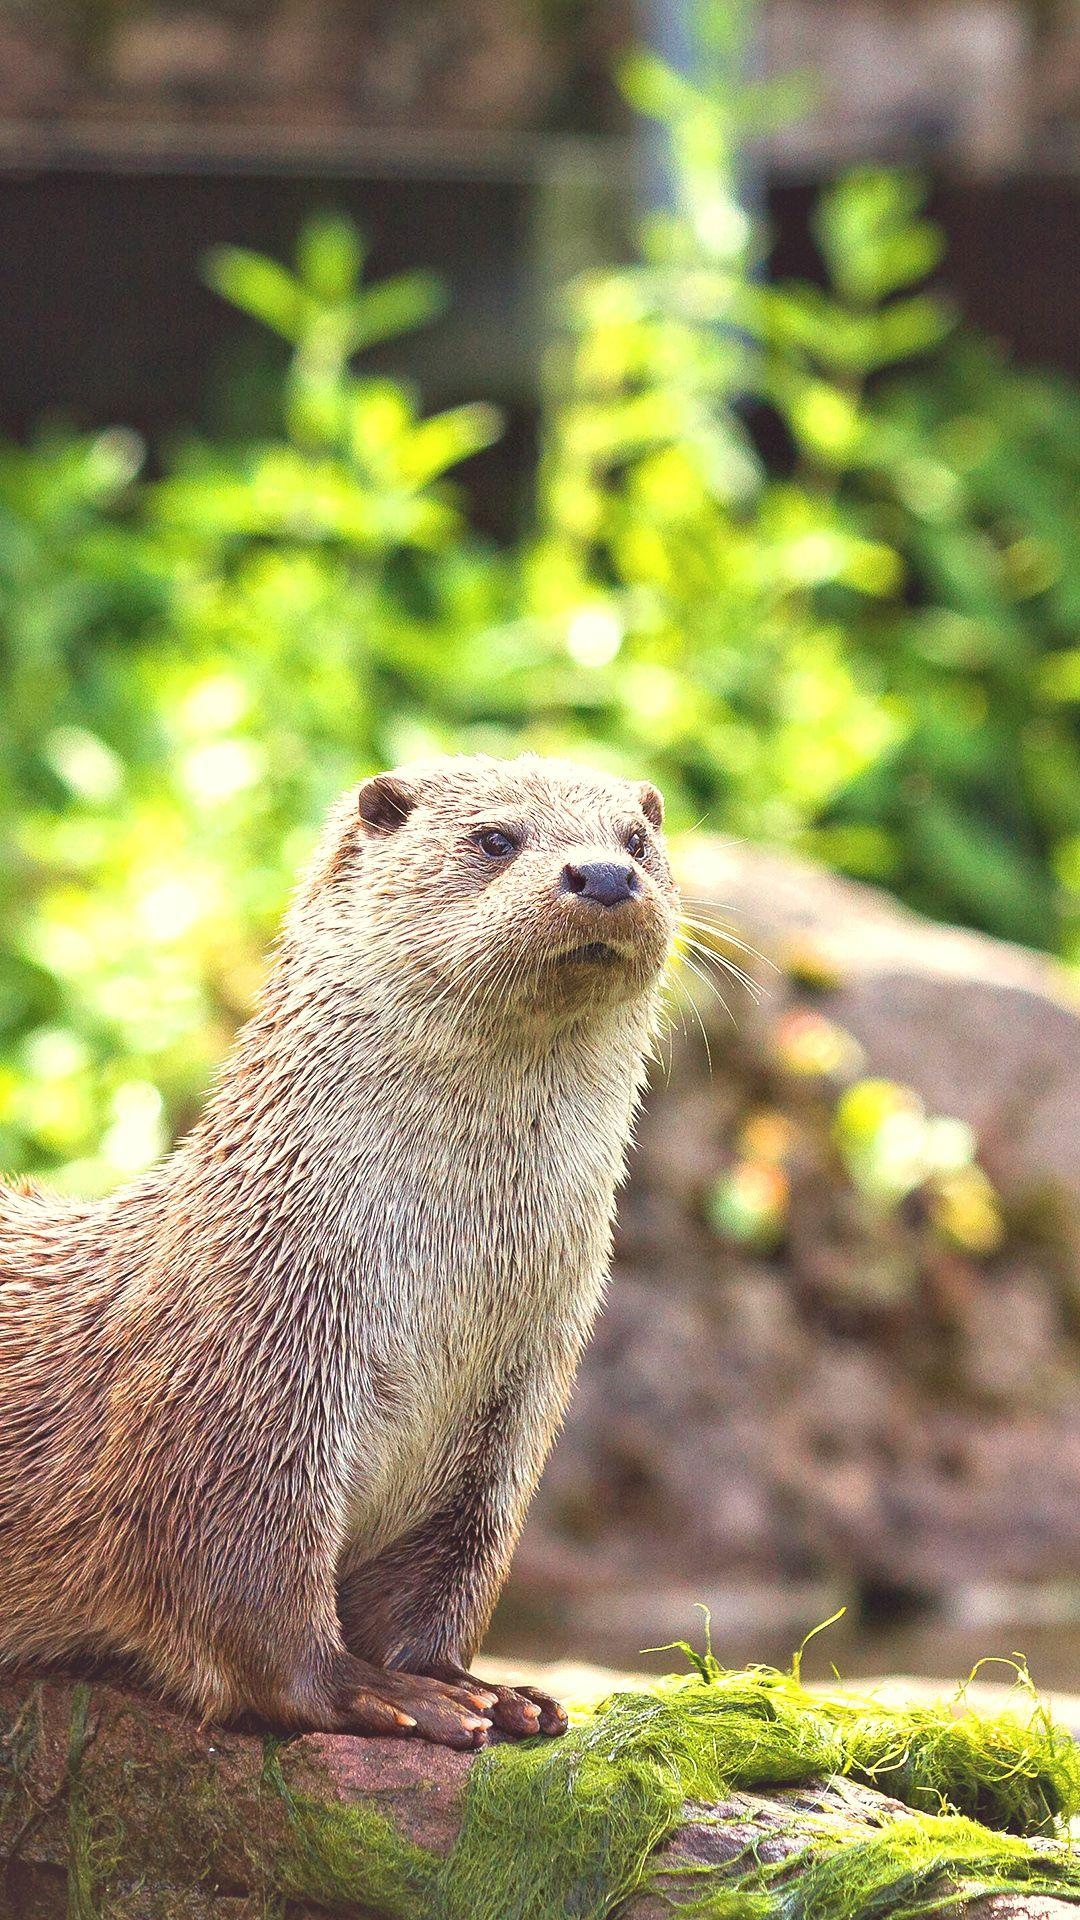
[{"left": 2, "top": 1665, "right": 1080, "bottom": 1918}]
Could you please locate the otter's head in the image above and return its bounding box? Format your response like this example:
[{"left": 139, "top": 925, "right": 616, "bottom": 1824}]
[{"left": 294, "top": 754, "right": 678, "bottom": 1037}]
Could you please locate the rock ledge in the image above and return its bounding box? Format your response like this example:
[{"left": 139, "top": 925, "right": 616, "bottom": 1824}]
[{"left": 0, "top": 1674, "right": 1076, "bottom": 1918}]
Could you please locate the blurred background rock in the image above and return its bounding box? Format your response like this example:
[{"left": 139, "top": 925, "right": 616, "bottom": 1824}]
[
  {"left": 1, "top": 0, "right": 1079, "bottom": 1689},
  {"left": 507, "top": 842, "right": 1080, "bottom": 1683}
]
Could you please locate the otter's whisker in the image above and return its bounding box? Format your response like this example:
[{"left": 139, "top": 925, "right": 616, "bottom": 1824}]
[
  {"left": 677, "top": 911, "right": 778, "bottom": 974},
  {"left": 678, "top": 933, "right": 765, "bottom": 1004},
  {"left": 648, "top": 981, "right": 677, "bottom": 1084},
  {"left": 677, "top": 919, "right": 765, "bottom": 991},
  {"left": 658, "top": 978, "right": 695, "bottom": 1063},
  {"left": 670, "top": 951, "right": 734, "bottom": 1066},
  {"left": 675, "top": 944, "right": 740, "bottom": 1028}
]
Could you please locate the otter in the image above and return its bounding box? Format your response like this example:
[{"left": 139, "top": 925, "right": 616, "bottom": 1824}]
[{"left": 0, "top": 754, "right": 677, "bottom": 1748}]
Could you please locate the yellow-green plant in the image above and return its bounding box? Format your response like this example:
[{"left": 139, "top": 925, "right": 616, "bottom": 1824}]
[
  {"left": 3, "top": 4, "right": 1080, "bottom": 1184},
  {"left": 530, "top": 1, "right": 1080, "bottom": 945}
]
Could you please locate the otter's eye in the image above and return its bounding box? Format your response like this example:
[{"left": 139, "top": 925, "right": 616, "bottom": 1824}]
[
  {"left": 626, "top": 827, "right": 648, "bottom": 862},
  {"left": 477, "top": 828, "right": 518, "bottom": 860}
]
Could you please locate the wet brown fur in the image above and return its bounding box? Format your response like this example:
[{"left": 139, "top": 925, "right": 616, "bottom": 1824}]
[{"left": 0, "top": 754, "right": 677, "bottom": 1744}]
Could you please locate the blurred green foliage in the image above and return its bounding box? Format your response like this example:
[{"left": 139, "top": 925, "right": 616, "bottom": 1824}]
[
  {"left": 2, "top": 0, "right": 1079, "bottom": 1186},
  {"left": 539, "top": 43, "right": 1080, "bottom": 945}
]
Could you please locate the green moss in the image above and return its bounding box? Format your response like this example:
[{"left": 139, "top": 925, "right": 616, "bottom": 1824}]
[
  {"left": 272, "top": 1660, "right": 1080, "bottom": 1920},
  {"left": 678, "top": 1817, "right": 1080, "bottom": 1920},
  {"left": 267, "top": 1745, "right": 439, "bottom": 1918},
  {"left": 839, "top": 1696, "right": 1080, "bottom": 1833},
  {"left": 64, "top": 1683, "right": 121, "bottom": 1920},
  {"left": 442, "top": 1683, "right": 843, "bottom": 1920},
  {"left": 0, "top": 1682, "right": 45, "bottom": 1848}
]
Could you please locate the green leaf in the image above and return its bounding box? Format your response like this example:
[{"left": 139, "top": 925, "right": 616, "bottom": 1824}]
[
  {"left": 908, "top": 797, "right": 1055, "bottom": 946},
  {"left": 202, "top": 246, "right": 309, "bottom": 343},
  {"left": 400, "top": 404, "right": 504, "bottom": 488},
  {"left": 617, "top": 48, "right": 702, "bottom": 125},
  {"left": 816, "top": 169, "right": 945, "bottom": 307},
  {"left": 347, "top": 272, "right": 446, "bottom": 353},
  {"left": 862, "top": 294, "right": 955, "bottom": 369},
  {"left": 296, "top": 213, "right": 365, "bottom": 303}
]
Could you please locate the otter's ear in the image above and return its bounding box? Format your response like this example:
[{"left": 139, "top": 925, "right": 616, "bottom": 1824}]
[
  {"left": 639, "top": 782, "right": 664, "bottom": 829},
  {"left": 358, "top": 773, "right": 418, "bottom": 836}
]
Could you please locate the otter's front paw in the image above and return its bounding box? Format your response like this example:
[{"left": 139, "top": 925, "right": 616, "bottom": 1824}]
[
  {"left": 421, "top": 1663, "right": 568, "bottom": 1738},
  {"left": 497, "top": 1681, "right": 568, "bottom": 1737},
  {"left": 334, "top": 1661, "right": 497, "bottom": 1749}
]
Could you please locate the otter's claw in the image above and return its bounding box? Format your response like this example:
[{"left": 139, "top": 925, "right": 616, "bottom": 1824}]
[
  {"left": 343, "top": 1693, "right": 418, "bottom": 1737},
  {"left": 420, "top": 1665, "right": 568, "bottom": 1740},
  {"left": 507, "top": 1683, "right": 568, "bottom": 1736},
  {"left": 339, "top": 1669, "right": 495, "bottom": 1748}
]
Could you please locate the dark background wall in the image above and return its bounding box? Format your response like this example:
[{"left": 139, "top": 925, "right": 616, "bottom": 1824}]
[{"left": 1, "top": 159, "right": 1075, "bottom": 540}]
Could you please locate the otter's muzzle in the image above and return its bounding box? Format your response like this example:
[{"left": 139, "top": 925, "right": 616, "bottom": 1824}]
[{"left": 560, "top": 860, "right": 640, "bottom": 908}]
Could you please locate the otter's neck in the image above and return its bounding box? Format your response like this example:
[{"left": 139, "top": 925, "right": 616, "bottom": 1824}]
[{"left": 167, "top": 942, "right": 657, "bottom": 1320}]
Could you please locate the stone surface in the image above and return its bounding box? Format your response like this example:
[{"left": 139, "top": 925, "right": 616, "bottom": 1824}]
[
  {"left": 637, "top": 1776, "right": 1074, "bottom": 1919},
  {"left": 0, "top": 1672, "right": 467, "bottom": 1917},
  {"left": 0, "top": 1674, "right": 1074, "bottom": 1919},
  {"left": 677, "top": 836, "right": 1080, "bottom": 1198}
]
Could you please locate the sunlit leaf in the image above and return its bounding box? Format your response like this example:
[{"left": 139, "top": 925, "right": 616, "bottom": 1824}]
[
  {"left": 202, "top": 246, "right": 308, "bottom": 342},
  {"left": 399, "top": 404, "right": 503, "bottom": 487},
  {"left": 816, "top": 169, "right": 947, "bottom": 306},
  {"left": 296, "top": 212, "right": 365, "bottom": 303},
  {"left": 348, "top": 272, "right": 446, "bottom": 352}
]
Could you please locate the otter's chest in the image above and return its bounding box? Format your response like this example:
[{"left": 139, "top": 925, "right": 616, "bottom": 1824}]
[
  {"left": 342, "top": 1152, "right": 617, "bottom": 1548},
  {"left": 330, "top": 1030, "right": 644, "bottom": 1544}
]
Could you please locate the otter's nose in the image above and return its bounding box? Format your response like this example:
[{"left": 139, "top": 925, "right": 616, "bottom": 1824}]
[{"left": 562, "top": 860, "right": 640, "bottom": 907}]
